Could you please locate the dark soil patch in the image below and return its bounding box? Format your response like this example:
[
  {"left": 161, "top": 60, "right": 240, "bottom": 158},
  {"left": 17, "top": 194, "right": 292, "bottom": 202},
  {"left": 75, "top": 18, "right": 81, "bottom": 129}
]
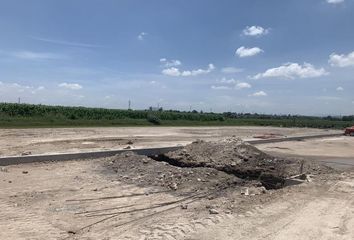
[
  {"left": 103, "top": 137, "right": 336, "bottom": 192},
  {"left": 103, "top": 151, "right": 242, "bottom": 193}
]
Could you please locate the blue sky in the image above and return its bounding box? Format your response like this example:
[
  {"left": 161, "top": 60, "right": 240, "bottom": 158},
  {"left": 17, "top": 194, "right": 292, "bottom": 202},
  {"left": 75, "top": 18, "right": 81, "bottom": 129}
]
[{"left": 0, "top": 0, "right": 353, "bottom": 115}]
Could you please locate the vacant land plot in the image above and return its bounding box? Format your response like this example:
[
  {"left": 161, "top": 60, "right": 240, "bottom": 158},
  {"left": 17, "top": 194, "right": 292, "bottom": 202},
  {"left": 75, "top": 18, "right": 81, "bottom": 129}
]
[
  {"left": 0, "top": 135, "right": 353, "bottom": 240},
  {"left": 0, "top": 126, "right": 339, "bottom": 156}
]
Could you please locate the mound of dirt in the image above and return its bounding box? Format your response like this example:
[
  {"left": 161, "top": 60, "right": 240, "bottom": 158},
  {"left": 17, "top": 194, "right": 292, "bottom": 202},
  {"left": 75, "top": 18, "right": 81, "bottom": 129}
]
[
  {"left": 104, "top": 137, "right": 335, "bottom": 192},
  {"left": 155, "top": 137, "right": 333, "bottom": 189},
  {"left": 104, "top": 151, "right": 241, "bottom": 193}
]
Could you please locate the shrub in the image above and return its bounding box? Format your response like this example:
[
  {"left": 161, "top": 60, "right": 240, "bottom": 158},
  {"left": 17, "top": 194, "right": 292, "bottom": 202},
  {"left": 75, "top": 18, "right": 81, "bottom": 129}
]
[{"left": 147, "top": 114, "right": 161, "bottom": 125}]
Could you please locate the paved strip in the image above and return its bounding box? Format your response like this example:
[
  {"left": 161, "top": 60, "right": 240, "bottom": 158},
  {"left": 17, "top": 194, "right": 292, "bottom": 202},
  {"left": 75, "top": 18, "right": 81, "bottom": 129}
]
[
  {"left": 0, "top": 133, "right": 344, "bottom": 166},
  {"left": 0, "top": 146, "right": 182, "bottom": 166}
]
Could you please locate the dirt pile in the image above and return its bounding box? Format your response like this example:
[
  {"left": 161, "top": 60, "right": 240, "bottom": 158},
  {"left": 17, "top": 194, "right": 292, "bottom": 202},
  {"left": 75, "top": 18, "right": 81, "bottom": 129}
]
[
  {"left": 155, "top": 137, "right": 332, "bottom": 189},
  {"left": 104, "top": 151, "right": 241, "bottom": 192},
  {"left": 104, "top": 137, "right": 335, "bottom": 191}
]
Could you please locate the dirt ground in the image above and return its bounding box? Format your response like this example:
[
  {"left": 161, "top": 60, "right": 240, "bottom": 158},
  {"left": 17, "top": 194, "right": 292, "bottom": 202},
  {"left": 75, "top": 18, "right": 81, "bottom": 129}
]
[
  {"left": 257, "top": 136, "right": 354, "bottom": 170},
  {"left": 0, "top": 126, "right": 339, "bottom": 156},
  {"left": 258, "top": 136, "right": 354, "bottom": 158},
  {"left": 0, "top": 156, "right": 353, "bottom": 240},
  {"left": 0, "top": 135, "right": 353, "bottom": 240}
]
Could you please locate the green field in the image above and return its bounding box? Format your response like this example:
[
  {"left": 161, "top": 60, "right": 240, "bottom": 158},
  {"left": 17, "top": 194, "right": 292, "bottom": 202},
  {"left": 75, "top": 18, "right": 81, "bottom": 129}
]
[{"left": 0, "top": 103, "right": 353, "bottom": 129}]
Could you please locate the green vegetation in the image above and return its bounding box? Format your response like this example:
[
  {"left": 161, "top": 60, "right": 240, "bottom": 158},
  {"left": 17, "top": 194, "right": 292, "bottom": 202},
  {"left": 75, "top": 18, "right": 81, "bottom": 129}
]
[{"left": 0, "top": 102, "right": 353, "bottom": 129}]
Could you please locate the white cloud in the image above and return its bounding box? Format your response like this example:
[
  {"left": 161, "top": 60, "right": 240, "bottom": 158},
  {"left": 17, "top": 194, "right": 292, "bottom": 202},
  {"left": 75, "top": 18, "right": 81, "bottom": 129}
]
[
  {"left": 243, "top": 26, "right": 269, "bottom": 37},
  {"left": 329, "top": 51, "right": 354, "bottom": 67},
  {"left": 211, "top": 85, "right": 231, "bottom": 90},
  {"left": 215, "top": 78, "right": 251, "bottom": 90},
  {"left": 336, "top": 86, "right": 344, "bottom": 91},
  {"left": 162, "top": 67, "right": 181, "bottom": 76},
  {"left": 160, "top": 58, "right": 182, "bottom": 67},
  {"left": 236, "top": 46, "right": 263, "bottom": 58},
  {"left": 218, "top": 77, "right": 237, "bottom": 84},
  {"left": 12, "top": 51, "right": 64, "bottom": 60},
  {"left": 137, "top": 32, "right": 147, "bottom": 40},
  {"left": 58, "top": 82, "right": 83, "bottom": 90},
  {"left": 250, "top": 91, "right": 267, "bottom": 97},
  {"left": 162, "top": 64, "right": 215, "bottom": 77},
  {"left": 252, "top": 62, "right": 328, "bottom": 79},
  {"left": 235, "top": 82, "right": 252, "bottom": 89},
  {"left": 221, "top": 67, "right": 243, "bottom": 74},
  {"left": 327, "top": 0, "right": 344, "bottom": 4}
]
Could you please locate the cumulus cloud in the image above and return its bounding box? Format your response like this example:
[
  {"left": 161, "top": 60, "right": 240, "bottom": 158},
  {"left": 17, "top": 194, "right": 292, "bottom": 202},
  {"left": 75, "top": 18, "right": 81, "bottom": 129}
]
[
  {"left": 221, "top": 67, "right": 243, "bottom": 74},
  {"left": 236, "top": 46, "right": 263, "bottom": 58},
  {"left": 235, "top": 82, "right": 252, "bottom": 89},
  {"left": 336, "top": 86, "right": 344, "bottom": 91},
  {"left": 249, "top": 91, "right": 267, "bottom": 97},
  {"left": 12, "top": 51, "right": 64, "bottom": 60},
  {"left": 58, "top": 82, "right": 83, "bottom": 90},
  {"left": 160, "top": 58, "right": 182, "bottom": 67},
  {"left": 327, "top": 0, "right": 344, "bottom": 4},
  {"left": 162, "top": 67, "right": 181, "bottom": 76},
  {"left": 329, "top": 51, "right": 354, "bottom": 67},
  {"left": 211, "top": 85, "right": 231, "bottom": 90},
  {"left": 252, "top": 62, "right": 328, "bottom": 79},
  {"left": 162, "top": 64, "right": 215, "bottom": 77},
  {"left": 243, "top": 26, "right": 269, "bottom": 36},
  {"left": 214, "top": 78, "right": 251, "bottom": 90},
  {"left": 137, "top": 32, "right": 147, "bottom": 40}
]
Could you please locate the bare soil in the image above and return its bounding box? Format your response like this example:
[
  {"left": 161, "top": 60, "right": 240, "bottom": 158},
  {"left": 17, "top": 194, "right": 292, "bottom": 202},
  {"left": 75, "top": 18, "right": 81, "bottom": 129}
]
[
  {"left": 258, "top": 136, "right": 354, "bottom": 158},
  {"left": 0, "top": 126, "right": 339, "bottom": 156},
  {"left": 1, "top": 136, "right": 353, "bottom": 240},
  {"left": 0, "top": 129, "right": 353, "bottom": 240}
]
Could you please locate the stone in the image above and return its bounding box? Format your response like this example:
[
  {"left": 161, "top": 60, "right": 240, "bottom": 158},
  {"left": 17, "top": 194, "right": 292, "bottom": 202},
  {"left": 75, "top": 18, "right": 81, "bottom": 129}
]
[
  {"left": 181, "top": 204, "right": 188, "bottom": 210},
  {"left": 209, "top": 208, "right": 219, "bottom": 214},
  {"left": 241, "top": 187, "right": 249, "bottom": 196}
]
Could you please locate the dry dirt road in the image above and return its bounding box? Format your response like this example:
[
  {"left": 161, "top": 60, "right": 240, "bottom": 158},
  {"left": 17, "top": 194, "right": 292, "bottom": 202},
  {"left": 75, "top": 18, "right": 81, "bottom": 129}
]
[{"left": 0, "top": 126, "right": 339, "bottom": 156}]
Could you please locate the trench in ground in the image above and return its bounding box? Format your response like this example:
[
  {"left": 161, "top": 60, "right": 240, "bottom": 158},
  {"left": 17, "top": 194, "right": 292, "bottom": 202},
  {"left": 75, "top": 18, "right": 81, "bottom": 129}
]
[{"left": 149, "top": 154, "right": 286, "bottom": 190}]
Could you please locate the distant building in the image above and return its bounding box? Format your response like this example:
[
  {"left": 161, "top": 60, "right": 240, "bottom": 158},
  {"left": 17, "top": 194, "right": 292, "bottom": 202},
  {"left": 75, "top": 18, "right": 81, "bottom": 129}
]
[{"left": 149, "top": 106, "right": 163, "bottom": 111}]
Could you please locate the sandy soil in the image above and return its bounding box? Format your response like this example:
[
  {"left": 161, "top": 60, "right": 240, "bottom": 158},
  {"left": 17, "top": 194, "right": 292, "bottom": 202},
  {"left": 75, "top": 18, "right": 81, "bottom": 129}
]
[
  {"left": 0, "top": 126, "right": 339, "bottom": 156},
  {"left": 257, "top": 136, "right": 354, "bottom": 170},
  {"left": 0, "top": 156, "right": 353, "bottom": 240},
  {"left": 257, "top": 136, "right": 354, "bottom": 158},
  {"left": 0, "top": 129, "right": 353, "bottom": 240}
]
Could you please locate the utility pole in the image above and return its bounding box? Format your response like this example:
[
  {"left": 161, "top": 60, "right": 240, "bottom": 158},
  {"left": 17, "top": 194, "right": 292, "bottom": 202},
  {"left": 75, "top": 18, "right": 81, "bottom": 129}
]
[
  {"left": 18, "top": 97, "right": 21, "bottom": 104},
  {"left": 128, "top": 100, "right": 131, "bottom": 110}
]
